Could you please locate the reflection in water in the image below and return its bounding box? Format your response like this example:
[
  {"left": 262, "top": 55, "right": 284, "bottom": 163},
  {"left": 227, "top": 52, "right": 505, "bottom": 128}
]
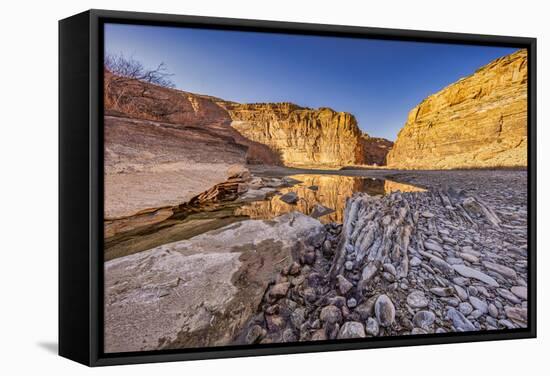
[
  {"left": 105, "top": 174, "right": 425, "bottom": 259},
  {"left": 236, "top": 174, "right": 425, "bottom": 224}
]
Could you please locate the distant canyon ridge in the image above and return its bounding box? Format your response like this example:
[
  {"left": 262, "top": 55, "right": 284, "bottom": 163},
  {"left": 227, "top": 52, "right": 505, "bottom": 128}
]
[
  {"left": 103, "top": 49, "right": 527, "bottom": 216},
  {"left": 228, "top": 103, "right": 391, "bottom": 166}
]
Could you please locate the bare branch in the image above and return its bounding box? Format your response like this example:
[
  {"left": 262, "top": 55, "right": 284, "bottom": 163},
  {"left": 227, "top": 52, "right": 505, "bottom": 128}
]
[{"left": 104, "top": 53, "right": 175, "bottom": 88}]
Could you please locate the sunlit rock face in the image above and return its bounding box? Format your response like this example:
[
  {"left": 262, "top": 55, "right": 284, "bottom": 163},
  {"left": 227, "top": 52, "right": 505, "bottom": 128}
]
[
  {"left": 387, "top": 49, "right": 527, "bottom": 169},
  {"left": 383, "top": 179, "right": 426, "bottom": 194},
  {"left": 228, "top": 103, "right": 367, "bottom": 167},
  {"left": 103, "top": 72, "right": 284, "bottom": 218}
]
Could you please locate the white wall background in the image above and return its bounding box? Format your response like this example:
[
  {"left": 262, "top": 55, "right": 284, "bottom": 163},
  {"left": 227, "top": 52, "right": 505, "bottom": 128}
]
[{"left": 0, "top": 0, "right": 546, "bottom": 374}]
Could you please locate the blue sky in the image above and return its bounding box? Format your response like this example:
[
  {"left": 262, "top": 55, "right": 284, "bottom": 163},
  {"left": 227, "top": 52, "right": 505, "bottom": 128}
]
[{"left": 105, "top": 23, "right": 518, "bottom": 141}]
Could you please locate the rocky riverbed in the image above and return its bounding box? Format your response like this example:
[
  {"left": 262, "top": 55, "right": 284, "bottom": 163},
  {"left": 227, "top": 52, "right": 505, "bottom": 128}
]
[
  {"left": 237, "top": 169, "right": 528, "bottom": 344},
  {"left": 104, "top": 168, "right": 528, "bottom": 351}
]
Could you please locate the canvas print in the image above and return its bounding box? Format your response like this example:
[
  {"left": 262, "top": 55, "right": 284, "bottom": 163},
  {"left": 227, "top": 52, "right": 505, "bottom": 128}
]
[{"left": 102, "top": 23, "right": 528, "bottom": 353}]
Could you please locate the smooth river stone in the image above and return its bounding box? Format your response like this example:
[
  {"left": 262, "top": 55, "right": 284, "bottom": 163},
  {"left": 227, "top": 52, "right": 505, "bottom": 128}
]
[
  {"left": 458, "top": 252, "right": 479, "bottom": 263},
  {"left": 469, "top": 296, "right": 489, "bottom": 314},
  {"left": 411, "top": 327, "right": 428, "bottom": 335},
  {"left": 482, "top": 261, "right": 518, "bottom": 279},
  {"left": 365, "top": 317, "right": 379, "bottom": 336},
  {"left": 452, "top": 264, "right": 499, "bottom": 287},
  {"left": 430, "top": 287, "right": 454, "bottom": 297},
  {"left": 442, "top": 236, "right": 458, "bottom": 244},
  {"left": 446, "top": 257, "right": 464, "bottom": 265},
  {"left": 459, "top": 302, "right": 474, "bottom": 315},
  {"left": 429, "top": 257, "right": 454, "bottom": 275},
  {"left": 454, "top": 285, "right": 469, "bottom": 301},
  {"left": 504, "top": 306, "right": 528, "bottom": 324},
  {"left": 375, "top": 294, "right": 396, "bottom": 327},
  {"left": 446, "top": 308, "right": 476, "bottom": 332},
  {"left": 424, "top": 240, "right": 444, "bottom": 253},
  {"left": 337, "top": 321, "right": 366, "bottom": 339},
  {"left": 337, "top": 275, "right": 353, "bottom": 295},
  {"left": 407, "top": 291, "right": 429, "bottom": 308},
  {"left": 461, "top": 247, "right": 481, "bottom": 257},
  {"left": 413, "top": 311, "right": 436, "bottom": 329},
  {"left": 488, "top": 303, "right": 499, "bottom": 318},
  {"left": 410, "top": 256, "right": 422, "bottom": 267},
  {"left": 511, "top": 286, "right": 528, "bottom": 300},
  {"left": 320, "top": 305, "right": 342, "bottom": 324},
  {"left": 497, "top": 288, "right": 522, "bottom": 304},
  {"left": 422, "top": 211, "right": 435, "bottom": 218}
]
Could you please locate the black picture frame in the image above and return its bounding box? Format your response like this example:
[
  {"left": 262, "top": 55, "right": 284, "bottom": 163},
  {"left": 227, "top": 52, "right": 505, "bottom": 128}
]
[{"left": 59, "top": 9, "right": 537, "bottom": 367}]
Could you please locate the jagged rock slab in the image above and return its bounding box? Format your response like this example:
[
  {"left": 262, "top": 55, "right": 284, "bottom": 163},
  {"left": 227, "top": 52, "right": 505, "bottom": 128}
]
[
  {"left": 387, "top": 50, "right": 527, "bottom": 169},
  {"left": 104, "top": 212, "right": 325, "bottom": 353}
]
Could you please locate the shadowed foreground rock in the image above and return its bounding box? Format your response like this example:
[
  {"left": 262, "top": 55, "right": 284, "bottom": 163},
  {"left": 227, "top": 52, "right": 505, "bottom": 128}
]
[{"left": 104, "top": 212, "right": 325, "bottom": 353}]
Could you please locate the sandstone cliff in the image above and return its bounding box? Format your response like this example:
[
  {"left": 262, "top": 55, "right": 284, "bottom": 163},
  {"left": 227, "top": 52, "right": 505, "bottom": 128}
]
[
  {"left": 104, "top": 68, "right": 400, "bottom": 220},
  {"left": 386, "top": 49, "right": 527, "bottom": 169},
  {"left": 227, "top": 103, "right": 367, "bottom": 167},
  {"left": 104, "top": 70, "right": 281, "bottom": 168},
  {"left": 104, "top": 71, "right": 282, "bottom": 218}
]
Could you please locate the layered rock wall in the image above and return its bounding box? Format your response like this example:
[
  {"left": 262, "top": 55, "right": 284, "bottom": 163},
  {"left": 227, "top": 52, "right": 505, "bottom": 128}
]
[
  {"left": 228, "top": 103, "right": 366, "bottom": 167},
  {"left": 387, "top": 49, "right": 527, "bottom": 169}
]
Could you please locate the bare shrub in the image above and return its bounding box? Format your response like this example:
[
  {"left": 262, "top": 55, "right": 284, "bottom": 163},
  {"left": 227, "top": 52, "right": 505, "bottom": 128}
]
[
  {"left": 103, "top": 55, "right": 182, "bottom": 120},
  {"left": 104, "top": 53, "right": 175, "bottom": 88}
]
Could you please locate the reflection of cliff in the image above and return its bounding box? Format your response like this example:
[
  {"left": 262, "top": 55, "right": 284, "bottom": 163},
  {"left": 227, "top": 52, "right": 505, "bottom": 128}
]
[
  {"left": 237, "top": 175, "right": 357, "bottom": 223},
  {"left": 383, "top": 179, "right": 426, "bottom": 194},
  {"left": 236, "top": 174, "right": 423, "bottom": 223}
]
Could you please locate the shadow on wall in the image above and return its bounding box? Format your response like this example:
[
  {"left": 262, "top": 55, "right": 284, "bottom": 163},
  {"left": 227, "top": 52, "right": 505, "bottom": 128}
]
[
  {"left": 37, "top": 341, "right": 58, "bottom": 355},
  {"left": 241, "top": 138, "right": 284, "bottom": 166}
]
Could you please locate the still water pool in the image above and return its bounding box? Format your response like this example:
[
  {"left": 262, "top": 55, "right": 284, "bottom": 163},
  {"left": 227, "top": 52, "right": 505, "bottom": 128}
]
[{"left": 237, "top": 174, "right": 425, "bottom": 224}]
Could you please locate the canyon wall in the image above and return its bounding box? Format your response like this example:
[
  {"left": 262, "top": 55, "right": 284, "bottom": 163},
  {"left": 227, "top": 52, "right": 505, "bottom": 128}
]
[
  {"left": 386, "top": 49, "right": 527, "bottom": 169},
  {"left": 104, "top": 71, "right": 283, "bottom": 218},
  {"left": 227, "top": 103, "right": 367, "bottom": 167},
  {"left": 104, "top": 70, "right": 281, "bottom": 170},
  {"left": 105, "top": 70, "right": 393, "bottom": 172},
  {"left": 361, "top": 135, "right": 394, "bottom": 166},
  {"left": 103, "top": 70, "right": 394, "bottom": 217}
]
